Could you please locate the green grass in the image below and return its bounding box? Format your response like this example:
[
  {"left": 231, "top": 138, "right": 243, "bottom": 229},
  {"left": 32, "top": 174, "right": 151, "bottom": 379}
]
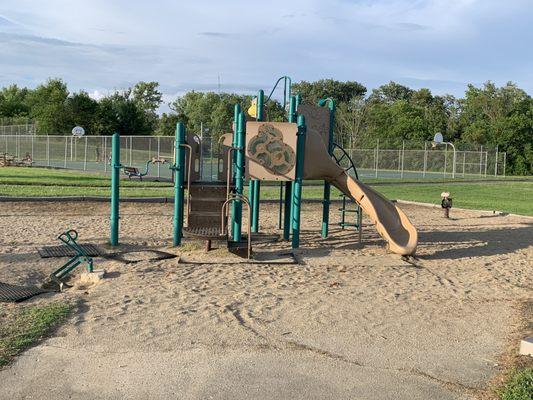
[
  {"left": 0, "top": 167, "right": 171, "bottom": 187},
  {"left": 498, "top": 368, "right": 533, "bottom": 400},
  {"left": 1, "top": 167, "right": 532, "bottom": 216},
  {"left": 376, "top": 182, "right": 533, "bottom": 216},
  {"left": 0, "top": 303, "right": 70, "bottom": 367}
]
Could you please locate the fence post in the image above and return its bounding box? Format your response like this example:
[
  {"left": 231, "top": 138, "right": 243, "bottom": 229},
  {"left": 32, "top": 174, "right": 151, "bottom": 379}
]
[
  {"left": 462, "top": 152, "right": 466, "bottom": 177},
  {"left": 503, "top": 152, "right": 506, "bottom": 176},
  {"left": 400, "top": 141, "right": 405, "bottom": 179},
  {"left": 423, "top": 142, "right": 427, "bottom": 177},
  {"left": 84, "top": 136, "right": 88, "bottom": 170},
  {"left": 375, "top": 139, "right": 379, "bottom": 178},
  {"left": 104, "top": 136, "right": 107, "bottom": 173},
  {"left": 129, "top": 136, "right": 133, "bottom": 167},
  {"left": 64, "top": 136, "right": 68, "bottom": 168},
  {"left": 485, "top": 150, "right": 489, "bottom": 177},
  {"left": 31, "top": 135, "right": 34, "bottom": 161},
  {"left": 494, "top": 145, "right": 498, "bottom": 176},
  {"left": 46, "top": 135, "right": 50, "bottom": 167},
  {"left": 443, "top": 144, "right": 447, "bottom": 178},
  {"left": 157, "top": 136, "right": 161, "bottom": 178},
  {"left": 479, "top": 145, "right": 483, "bottom": 176}
]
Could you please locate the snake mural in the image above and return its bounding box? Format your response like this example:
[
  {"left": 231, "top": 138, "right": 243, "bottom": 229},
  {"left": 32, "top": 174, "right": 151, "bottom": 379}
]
[{"left": 247, "top": 123, "right": 296, "bottom": 176}]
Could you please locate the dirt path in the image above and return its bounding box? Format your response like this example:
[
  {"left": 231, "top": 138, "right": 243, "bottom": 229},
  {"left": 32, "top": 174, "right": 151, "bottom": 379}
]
[{"left": 0, "top": 202, "right": 531, "bottom": 399}]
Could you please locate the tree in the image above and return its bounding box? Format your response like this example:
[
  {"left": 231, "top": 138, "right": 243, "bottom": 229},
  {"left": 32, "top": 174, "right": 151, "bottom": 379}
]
[
  {"left": 369, "top": 81, "right": 413, "bottom": 104},
  {"left": 66, "top": 91, "right": 98, "bottom": 134},
  {"left": 0, "top": 84, "right": 30, "bottom": 119},
  {"left": 27, "top": 78, "right": 71, "bottom": 134},
  {"left": 459, "top": 81, "right": 533, "bottom": 174},
  {"left": 292, "top": 79, "right": 366, "bottom": 104}
]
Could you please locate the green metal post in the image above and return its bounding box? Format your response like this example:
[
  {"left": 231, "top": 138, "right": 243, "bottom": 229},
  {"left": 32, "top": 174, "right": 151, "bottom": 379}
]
[
  {"left": 295, "top": 93, "right": 302, "bottom": 109},
  {"left": 110, "top": 132, "right": 120, "bottom": 246},
  {"left": 233, "top": 112, "right": 246, "bottom": 242},
  {"left": 292, "top": 114, "right": 306, "bottom": 248},
  {"left": 231, "top": 104, "right": 241, "bottom": 237},
  {"left": 319, "top": 98, "right": 335, "bottom": 238},
  {"left": 283, "top": 96, "right": 297, "bottom": 240},
  {"left": 250, "top": 89, "right": 264, "bottom": 233},
  {"left": 173, "top": 122, "right": 186, "bottom": 246}
]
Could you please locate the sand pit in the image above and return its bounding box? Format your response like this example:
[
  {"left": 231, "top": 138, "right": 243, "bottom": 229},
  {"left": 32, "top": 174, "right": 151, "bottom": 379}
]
[{"left": 0, "top": 201, "right": 531, "bottom": 399}]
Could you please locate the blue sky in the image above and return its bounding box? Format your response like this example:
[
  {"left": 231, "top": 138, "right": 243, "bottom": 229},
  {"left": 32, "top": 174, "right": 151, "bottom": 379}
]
[{"left": 0, "top": 0, "right": 531, "bottom": 105}]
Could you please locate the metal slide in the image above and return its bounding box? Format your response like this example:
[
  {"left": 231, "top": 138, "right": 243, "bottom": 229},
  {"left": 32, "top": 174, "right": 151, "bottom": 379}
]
[{"left": 303, "top": 128, "right": 418, "bottom": 256}]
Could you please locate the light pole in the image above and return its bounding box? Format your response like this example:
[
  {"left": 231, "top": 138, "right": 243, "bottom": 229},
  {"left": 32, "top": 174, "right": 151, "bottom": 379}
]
[{"left": 433, "top": 132, "right": 456, "bottom": 178}]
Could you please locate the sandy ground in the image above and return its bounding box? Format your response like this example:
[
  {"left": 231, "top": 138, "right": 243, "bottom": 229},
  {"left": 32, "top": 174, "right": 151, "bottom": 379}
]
[{"left": 0, "top": 201, "right": 531, "bottom": 400}]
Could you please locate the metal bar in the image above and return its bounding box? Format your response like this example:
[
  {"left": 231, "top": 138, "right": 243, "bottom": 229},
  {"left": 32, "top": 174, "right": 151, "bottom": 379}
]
[
  {"left": 319, "top": 97, "right": 335, "bottom": 238},
  {"left": 104, "top": 136, "right": 107, "bottom": 173},
  {"left": 423, "top": 142, "right": 427, "bottom": 177},
  {"left": 278, "top": 183, "right": 283, "bottom": 229},
  {"left": 479, "top": 145, "right": 483, "bottom": 176},
  {"left": 110, "top": 133, "right": 120, "bottom": 246},
  {"left": 64, "top": 136, "right": 68, "bottom": 168},
  {"left": 494, "top": 145, "right": 498, "bottom": 176},
  {"left": 251, "top": 89, "right": 264, "bottom": 233},
  {"left": 400, "top": 141, "right": 405, "bottom": 179},
  {"left": 157, "top": 137, "right": 161, "bottom": 178},
  {"left": 375, "top": 139, "right": 379, "bottom": 178},
  {"left": 233, "top": 112, "right": 246, "bottom": 242},
  {"left": 284, "top": 95, "right": 297, "bottom": 240},
  {"left": 46, "top": 135, "right": 50, "bottom": 166},
  {"left": 292, "top": 114, "right": 307, "bottom": 249},
  {"left": 503, "top": 152, "right": 506, "bottom": 176},
  {"left": 129, "top": 136, "right": 133, "bottom": 167},
  {"left": 31, "top": 135, "right": 34, "bottom": 161},
  {"left": 231, "top": 104, "right": 241, "bottom": 238},
  {"left": 443, "top": 143, "right": 447, "bottom": 178},
  {"left": 84, "top": 136, "right": 88, "bottom": 170},
  {"left": 462, "top": 152, "right": 466, "bottom": 177},
  {"left": 484, "top": 151, "right": 488, "bottom": 177},
  {"left": 173, "top": 123, "right": 186, "bottom": 246}
]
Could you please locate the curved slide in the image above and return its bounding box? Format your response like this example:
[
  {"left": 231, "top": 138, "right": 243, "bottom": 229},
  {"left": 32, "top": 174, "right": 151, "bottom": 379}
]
[{"left": 303, "top": 129, "right": 418, "bottom": 256}]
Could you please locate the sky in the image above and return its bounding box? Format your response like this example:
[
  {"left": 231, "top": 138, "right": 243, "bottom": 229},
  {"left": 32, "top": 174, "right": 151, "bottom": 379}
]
[{"left": 0, "top": 0, "right": 531, "bottom": 108}]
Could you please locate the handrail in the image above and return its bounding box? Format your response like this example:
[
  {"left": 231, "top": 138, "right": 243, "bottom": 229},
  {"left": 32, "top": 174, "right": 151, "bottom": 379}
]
[
  {"left": 332, "top": 142, "right": 359, "bottom": 180},
  {"left": 180, "top": 144, "right": 193, "bottom": 223},
  {"left": 221, "top": 194, "right": 252, "bottom": 259}
]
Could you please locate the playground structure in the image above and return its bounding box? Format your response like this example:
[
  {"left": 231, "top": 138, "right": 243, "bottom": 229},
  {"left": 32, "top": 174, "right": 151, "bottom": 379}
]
[
  {"left": 47, "top": 229, "right": 94, "bottom": 290},
  {"left": 122, "top": 157, "right": 169, "bottom": 180},
  {"left": 108, "top": 77, "right": 418, "bottom": 257},
  {"left": 0, "top": 152, "right": 33, "bottom": 167}
]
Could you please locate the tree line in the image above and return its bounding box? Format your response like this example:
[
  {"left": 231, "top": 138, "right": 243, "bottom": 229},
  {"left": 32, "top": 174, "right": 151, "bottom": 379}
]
[{"left": 0, "top": 78, "right": 531, "bottom": 174}]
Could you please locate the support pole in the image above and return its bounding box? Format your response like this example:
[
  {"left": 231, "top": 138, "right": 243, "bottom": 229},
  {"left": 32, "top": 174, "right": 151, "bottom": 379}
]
[
  {"left": 319, "top": 98, "right": 335, "bottom": 238},
  {"left": 173, "top": 123, "right": 186, "bottom": 246},
  {"left": 292, "top": 115, "right": 306, "bottom": 249},
  {"left": 494, "top": 145, "right": 498, "bottom": 176},
  {"left": 283, "top": 95, "right": 297, "bottom": 241},
  {"left": 250, "top": 89, "right": 264, "bottom": 233},
  {"left": 233, "top": 112, "right": 246, "bottom": 242},
  {"left": 110, "top": 133, "right": 121, "bottom": 246},
  {"left": 423, "top": 141, "right": 427, "bottom": 178},
  {"left": 231, "top": 104, "right": 241, "bottom": 238}
]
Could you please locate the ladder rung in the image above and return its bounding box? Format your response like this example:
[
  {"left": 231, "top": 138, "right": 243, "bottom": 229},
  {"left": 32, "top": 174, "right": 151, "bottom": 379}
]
[
  {"left": 338, "top": 208, "right": 360, "bottom": 213},
  {"left": 339, "top": 223, "right": 360, "bottom": 227}
]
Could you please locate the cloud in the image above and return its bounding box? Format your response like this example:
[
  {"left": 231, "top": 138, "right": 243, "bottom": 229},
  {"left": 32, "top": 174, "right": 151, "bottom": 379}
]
[
  {"left": 198, "top": 32, "right": 235, "bottom": 38},
  {"left": 0, "top": 0, "right": 531, "bottom": 100}
]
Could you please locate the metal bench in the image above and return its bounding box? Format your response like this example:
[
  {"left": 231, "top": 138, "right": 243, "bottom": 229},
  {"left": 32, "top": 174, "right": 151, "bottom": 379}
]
[{"left": 123, "top": 166, "right": 143, "bottom": 180}]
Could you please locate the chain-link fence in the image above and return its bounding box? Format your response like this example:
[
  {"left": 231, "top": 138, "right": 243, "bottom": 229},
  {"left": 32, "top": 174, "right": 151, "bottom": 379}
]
[
  {"left": 348, "top": 140, "right": 506, "bottom": 179},
  {"left": 0, "top": 124, "right": 37, "bottom": 135},
  {"left": 1, "top": 134, "right": 507, "bottom": 180}
]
